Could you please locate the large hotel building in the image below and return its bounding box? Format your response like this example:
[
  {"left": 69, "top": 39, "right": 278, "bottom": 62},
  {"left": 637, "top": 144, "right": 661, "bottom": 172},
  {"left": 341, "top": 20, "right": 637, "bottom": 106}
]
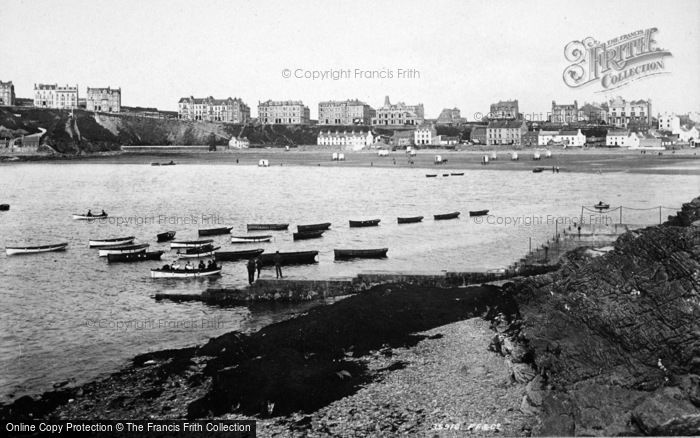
[
  {"left": 318, "top": 99, "right": 375, "bottom": 125},
  {"left": 86, "top": 86, "right": 121, "bottom": 113},
  {"left": 258, "top": 100, "right": 310, "bottom": 125},
  {"left": 0, "top": 80, "right": 15, "bottom": 106},
  {"left": 607, "top": 97, "right": 652, "bottom": 128},
  {"left": 371, "top": 96, "right": 424, "bottom": 127},
  {"left": 178, "top": 96, "right": 250, "bottom": 123},
  {"left": 34, "top": 83, "right": 79, "bottom": 109}
]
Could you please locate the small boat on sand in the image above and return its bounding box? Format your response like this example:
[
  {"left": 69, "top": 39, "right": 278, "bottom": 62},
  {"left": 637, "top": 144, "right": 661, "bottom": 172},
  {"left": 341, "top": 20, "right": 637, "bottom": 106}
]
[
  {"left": 0, "top": 204, "right": 9, "bottom": 211},
  {"left": 258, "top": 250, "right": 319, "bottom": 266},
  {"left": 231, "top": 235, "right": 272, "bottom": 243},
  {"left": 434, "top": 211, "right": 460, "bottom": 220},
  {"left": 594, "top": 201, "right": 610, "bottom": 210},
  {"left": 349, "top": 219, "right": 380, "bottom": 227},
  {"left": 469, "top": 210, "right": 489, "bottom": 217},
  {"left": 425, "top": 174, "right": 437, "bottom": 178},
  {"left": 532, "top": 167, "right": 544, "bottom": 173},
  {"left": 450, "top": 172, "right": 464, "bottom": 176},
  {"left": 98, "top": 243, "right": 149, "bottom": 257},
  {"left": 157, "top": 231, "right": 176, "bottom": 242},
  {"left": 247, "top": 223, "right": 289, "bottom": 231},
  {"left": 198, "top": 226, "right": 233, "bottom": 236},
  {"left": 334, "top": 248, "right": 388, "bottom": 260},
  {"left": 297, "top": 222, "right": 331, "bottom": 232},
  {"left": 107, "top": 251, "right": 164, "bottom": 263},
  {"left": 214, "top": 248, "right": 264, "bottom": 261},
  {"left": 88, "top": 236, "right": 135, "bottom": 248},
  {"left": 170, "top": 239, "right": 214, "bottom": 249},
  {"left": 397, "top": 216, "right": 423, "bottom": 224},
  {"left": 6, "top": 242, "right": 68, "bottom": 256},
  {"left": 293, "top": 230, "right": 324, "bottom": 240},
  {"left": 72, "top": 213, "right": 108, "bottom": 220},
  {"left": 150, "top": 267, "right": 222, "bottom": 279},
  {"left": 177, "top": 245, "right": 220, "bottom": 259}
]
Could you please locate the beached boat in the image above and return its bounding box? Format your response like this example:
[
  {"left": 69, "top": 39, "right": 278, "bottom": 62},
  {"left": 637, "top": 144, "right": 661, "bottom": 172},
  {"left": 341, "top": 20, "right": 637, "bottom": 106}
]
[
  {"left": 150, "top": 267, "right": 222, "bottom": 279},
  {"left": 434, "top": 212, "right": 460, "bottom": 220},
  {"left": 160, "top": 161, "right": 176, "bottom": 166},
  {"left": 231, "top": 235, "right": 272, "bottom": 243},
  {"left": 88, "top": 236, "right": 135, "bottom": 248},
  {"left": 349, "top": 219, "right": 381, "bottom": 227},
  {"left": 6, "top": 242, "right": 68, "bottom": 256},
  {"left": 258, "top": 250, "right": 319, "bottom": 266},
  {"left": 469, "top": 210, "right": 489, "bottom": 216},
  {"left": 177, "top": 245, "right": 220, "bottom": 258},
  {"left": 72, "top": 213, "right": 108, "bottom": 220},
  {"left": 297, "top": 222, "right": 331, "bottom": 232},
  {"left": 293, "top": 230, "right": 324, "bottom": 240},
  {"left": 334, "top": 248, "right": 388, "bottom": 260},
  {"left": 425, "top": 174, "right": 437, "bottom": 178},
  {"left": 214, "top": 248, "right": 264, "bottom": 261},
  {"left": 98, "top": 243, "right": 149, "bottom": 257},
  {"left": 0, "top": 204, "right": 9, "bottom": 211},
  {"left": 450, "top": 172, "right": 464, "bottom": 176},
  {"left": 107, "top": 250, "right": 164, "bottom": 263},
  {"left": 157, "top": 231, "right": 176, "bottom": 242},
  {"left": 532, "top": 167, "right": 544, "bottom": 173},
  {"left": 442, "top": 174, "right": 449, "bottom": 177},
  {"left": 170, "top": 239, "right": 214, "bottom": 248},
  {"left": 247, "top": 223, "right": 289, "bottom": 231},
  {"left": 397, "top": 216, "right": 423, "bottom": 224},
  {"left": 198, "top": 226, "right": 233, "bottom": 236},
  {"left": 594, "top": 201, "right": 610, "bottom": 210}
]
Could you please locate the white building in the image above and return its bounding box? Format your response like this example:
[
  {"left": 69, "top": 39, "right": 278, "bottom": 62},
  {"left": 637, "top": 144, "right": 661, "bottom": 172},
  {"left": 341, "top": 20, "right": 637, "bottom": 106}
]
[
  {"left": 228, "top": 137, "right": 250, "bottom": 149},
  {"left": 556, "top": 129, "right": 586, "bottom": 147},
  {"left": 678, "top": 126, "right": 699, "bottom": 143},
  {"left": 86, "top": 86, "right": 121, "bottom": 113},
  {"left": 317, "top": 130, "right": 373, "bottom": 150},
  {"left": 606, "top": 130, "right": 639, "bottom": 148},
  {"left": 537, "top": 130, "right": 559, "bottom": 146},
  {"left": 658, "top": 113, "right": 681, "bottom": 133},
  {"left": 179, "top": 96, "right": 250, "bottom": 123},
  {"left": 414, "top": 125, "right": 437, "bottom": 145},
  {"left": 34, "top": 83, "right": 79, "bottom": 109}
]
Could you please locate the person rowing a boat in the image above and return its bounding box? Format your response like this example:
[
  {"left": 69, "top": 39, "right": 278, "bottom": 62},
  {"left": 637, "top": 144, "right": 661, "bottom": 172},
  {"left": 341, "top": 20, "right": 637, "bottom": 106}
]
[
  {"left": 101, "top": 209, "right": 107, "bottom": 217},
  {"left": 87, "top": 209, "right": 93, "bottom": 217}
]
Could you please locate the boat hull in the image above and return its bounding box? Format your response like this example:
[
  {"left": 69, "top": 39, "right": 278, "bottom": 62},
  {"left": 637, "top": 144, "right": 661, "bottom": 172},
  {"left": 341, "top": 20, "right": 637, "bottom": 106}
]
[
  {"left": 177, "top": 247, "right": 221, "bottom": 259},
  {"left": 293, "top": 230, "right": 324, "bottom": 240},
  {"left": 469, "top": 210, "right": 489, "bottom": 217},
  {"left": 258, "top": 251, "right": 319, "bottom": 267},
  {"left": 98, "top": 244, "right": 149, "bottom": 257},
  {"left": 6, "top": 243, "right": 68, "bottom": 255},
  {"left": 247, "top": 224, "right": 289, "bottom": 231},
  {"left": 397, "top": 216, "right": 423, "bottom": 224},
  {"left": 297, "top": 222, "right": 331, "bottom": 232},
  {"left": 434, "top": 212, "right": 460, "bottom": 220},
  {"left": 88, "top": 236, "right": 135, "bottom": 247},
  {"left": 170, "top": 240, "right": 214, "bottom": 248},
  {"left": 214, "top": 248, "right": 264, "bottom": 261},
  {"left": 72, "top": 214, "right": 108, "bottom": 220},
  {"left": 157, "top": 231, "right": 176, "bottom": 242},
  {"left": 231, "top": 235, "right": 272, "bottom": 243},
  {"left": 151, "top": 268, "right": 222, "bottom": 279},
  {"left": 107, "top": 251, "right": 164, "bottom": 263},
  {"left": 334, "top": 248, "right": 388, "bottom": 260},
  {"left": 198, "top": 227, "right": 233, "bottom": 236},
  {"left": 0, "top": 204, "right": 9, "bottom": 211},
  {"left": 349, "top": 219, "right": 380, "bottom": 227}
]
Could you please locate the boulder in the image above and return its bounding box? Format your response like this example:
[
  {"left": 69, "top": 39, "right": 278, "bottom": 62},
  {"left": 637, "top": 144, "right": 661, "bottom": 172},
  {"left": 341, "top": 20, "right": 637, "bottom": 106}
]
[{"left": 632, "top": 387, "right": 700, "bottom": 435}]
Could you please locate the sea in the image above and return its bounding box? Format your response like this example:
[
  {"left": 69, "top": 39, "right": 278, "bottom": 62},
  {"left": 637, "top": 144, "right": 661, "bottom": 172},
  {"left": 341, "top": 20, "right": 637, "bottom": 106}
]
[{"left": 0, "top": 161, "right": 698, "bottom": 402}]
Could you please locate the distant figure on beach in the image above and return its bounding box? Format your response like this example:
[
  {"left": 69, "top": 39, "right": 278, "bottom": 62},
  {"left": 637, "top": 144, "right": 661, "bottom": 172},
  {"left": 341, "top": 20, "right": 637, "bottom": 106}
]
[
  {"left": 236, "top": 158, "right": 239, "bottom": 163},
  {"left": 371, "top": 162, "right": 373, "bottom": 167},
  {"left": 246, "top": 258, "right": 256, "bottom": 284},
  {"left": 255, "top": 256, "right": 262, "bottom": 279},
  {"left": 274, "top": 251, "right": 283, "bottom": 278},
  {"left": 577, "top": 225, "right": 581, "bottom": 238},
  {"left": 556, "top": 166, "right": 560, "bottom": 173}
]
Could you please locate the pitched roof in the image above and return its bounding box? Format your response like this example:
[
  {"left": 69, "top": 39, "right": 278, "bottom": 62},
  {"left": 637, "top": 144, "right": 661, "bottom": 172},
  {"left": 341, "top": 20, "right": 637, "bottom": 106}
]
[{"left": 487, "top": 120, "right": 526, "bottom": 129}]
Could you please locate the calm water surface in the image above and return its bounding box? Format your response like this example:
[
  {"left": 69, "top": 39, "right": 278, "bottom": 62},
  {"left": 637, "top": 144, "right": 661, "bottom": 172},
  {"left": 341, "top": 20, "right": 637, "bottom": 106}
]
[{"left": 0, "top": 162, "right": 697, "bottom": 402}]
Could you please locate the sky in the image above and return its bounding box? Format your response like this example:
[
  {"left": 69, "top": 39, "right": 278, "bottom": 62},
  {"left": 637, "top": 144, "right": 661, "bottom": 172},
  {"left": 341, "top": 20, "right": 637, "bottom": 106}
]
[{"left": 1, "top": 0, "right": 699, "bottom": 119}]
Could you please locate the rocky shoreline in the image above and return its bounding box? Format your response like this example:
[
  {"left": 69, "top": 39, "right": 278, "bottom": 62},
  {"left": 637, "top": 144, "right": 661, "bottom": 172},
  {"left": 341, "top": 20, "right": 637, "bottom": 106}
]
[{"left": 2, "top": 197, "right": 699, "bottom": 436}]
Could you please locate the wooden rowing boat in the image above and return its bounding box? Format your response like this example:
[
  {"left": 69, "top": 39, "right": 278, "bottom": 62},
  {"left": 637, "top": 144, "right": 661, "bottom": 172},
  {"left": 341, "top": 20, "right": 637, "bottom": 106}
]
[
  {"left": 349, "top": 219, "right": 380, "bottom": 227},
  {"left": 150, "top": 267, "right": 222, "bottom": 278},
  {"left": 0, "top": 204, "right": 9, "bottom": 211},
  {"left": 293, "top": 230, "right": 324, "bottom": 240},
  {"left": 425, "top": 174, "right": 437, "bottom": 178},
  {"left": 594, "top": 201, "right": 610, "bottom": 210},
  {"left": 297, "top": 222, "right": 331, "bottom": 232},
  {"left": 247, "top": 223, "right": 289, "bottom": 231},
  {"left": 98, "top": 243, "right": 149, "bottom": 257},
  {"left": 177, "top": 246, "right": 220, "bottom": 259},
  {"left": 231, "top": 235, "right": 272, "bottom": 243},
  {"left": 88, "top": 236, "right": 135, "bottom": 248},
  {"left": 469, "top": 210, "right": 489, "bottom": 216},
  {"left": 450, "top": 172, "right": 464, "bottom": 176},
  {"left": 107, "top": 251, "right": 164, "bottom": 263},
  {"left": 198, "top": 226, "right": 233, "bottom": 236},
  {"left": 334, "top": 248, "right": 388, "bottom": 260},
  {"left": 72, "top": 213, "right": 108, "bottom": 220},
  {"left": 397, "top": 216, "right": 423, "bottom": 224},
  {"left": 532, "top": 167, "right": 544, "bottom": 173},
  {"left": 157, "top": 231, "right": 176, "bottom": 242},
  {"left": 214, "top": 248, "right": 264, "bottom": 261},
  {"left": 258, "top": 250, "right": 319, "bottom": 266},
  {"left": 6, "top": 242, "right": 68, "bottom": 256},
  {"left": 434, "top": 211, "right": 460, "bottom": 220},
  {"left": 170, "top": 239, "right": 214, "bottom": 248}
]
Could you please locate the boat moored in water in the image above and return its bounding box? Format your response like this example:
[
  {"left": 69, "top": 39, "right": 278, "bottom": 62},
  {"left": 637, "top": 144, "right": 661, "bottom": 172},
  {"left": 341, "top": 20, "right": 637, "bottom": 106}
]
[
  {"left": 98, "top": 243, "right": 149, "bottom": 257},
  {"left": 214, "top": 248, "right": 264, "bottom": 261},
  {"left": 170, "top": 239, "right": 214, "bottom": 248},
  {"left": 231, "top": 235, "right": 272, "bottom": 243},
  {"left": 88, "top": 236, "right": 135, "bottom": 247},
  {"left": 150, "top": 267, "right": 222, "bottom": 278},
  {"left": 469, "top": 210, "right": 489, "bottom": 217},
  {"left": 434, "top": 211, "right": 460, "bottom": 220},
  {"left": 334, "top": 248, "right": 388, "bottom": 260},
  {"left": 293, "top": 230, "right": 324, "bottom": 240},
  {"left": 349, "top": 219, "right": 380, "bottom": 227},
  {"left": 157, "top": 231, "right": 176, "bottom": 242},
  {"left": 72, "top": 213, "right": 108, "bottom": 220},
  {"left": 425, "top": 174, "right": 437, "bottom": 178},
  {"left": 6, "top": 242, "right": 68, "bottom": 256},
  {"left": 198, "top": 226, "right": 233, "bottom": 236},
  {"left": 247, "top": 223, "right": 289, "bottom": 231},
  {"left": 258, "top": 250, "right": 319, "bottom": 266},
  {"left": 450, "top": 172, "right": 464, "bottom": 176},
  {"left": 177, "top": 245, "right": 220, "bottom": 258},
  {"left": 594, "top": 201, "right": 610, "bottom": 210},
  {"left": 0, "top": 204, "right": 9, "bottom": 211},
  {"left": 107, "top": 251, "right": 164, "bottom": 263},
  {"left": 297, "top": 222, "right": 331, "bottom": 232},
  {"left": 397, "top": 216, "right": 423, "bottom": 224}
]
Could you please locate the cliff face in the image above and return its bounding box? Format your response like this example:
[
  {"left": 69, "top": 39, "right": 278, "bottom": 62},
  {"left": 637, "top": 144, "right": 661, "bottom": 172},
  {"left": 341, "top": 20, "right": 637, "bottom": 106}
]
[{"left": 502, "top": 196, "right": 700, "bottom": 435}]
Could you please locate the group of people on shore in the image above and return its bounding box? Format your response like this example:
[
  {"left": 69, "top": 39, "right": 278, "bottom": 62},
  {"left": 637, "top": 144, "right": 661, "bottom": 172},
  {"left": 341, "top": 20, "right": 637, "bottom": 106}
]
[
  {"left": 246, "top": 251, "right": 283, "bottom": 284},
  {"left": 163, "top": 259, "right": 219, "bottom": 271}
]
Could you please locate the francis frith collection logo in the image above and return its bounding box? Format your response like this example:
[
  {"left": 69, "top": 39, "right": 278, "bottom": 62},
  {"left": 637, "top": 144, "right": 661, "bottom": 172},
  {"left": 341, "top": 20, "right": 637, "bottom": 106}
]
[{"left": 563, "top": 28, "right": 672, "bottom": 92}]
